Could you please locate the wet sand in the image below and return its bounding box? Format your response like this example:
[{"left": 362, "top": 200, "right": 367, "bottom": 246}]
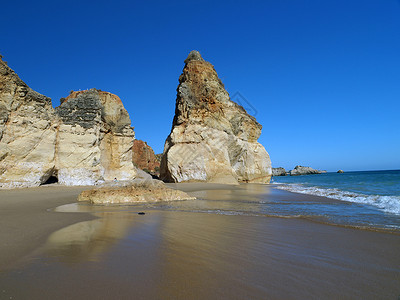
[
  {"left": 0, "top": 184, "right": 400, "bottom": 299},
  {"left": 0, "top": 185, "right": 95, "bottom": 270}
]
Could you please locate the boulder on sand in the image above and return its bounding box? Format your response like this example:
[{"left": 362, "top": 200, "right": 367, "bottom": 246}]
[
  {"left": 78, "top": 179, "right": 195, "bottom": 204},
  {"left": 272, "top": 167, "right": 287, "bottom": 176}
]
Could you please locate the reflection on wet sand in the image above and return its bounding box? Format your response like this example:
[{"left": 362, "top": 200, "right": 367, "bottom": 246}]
[
  {"left": 45, "top": 206, "right": 269, "bottom": 299},
  {"left": 45, "top": 212, "right": 134, "bottom": 263},
  {"left": 156, "top": 212, "right": 266, "bottom": 299}
]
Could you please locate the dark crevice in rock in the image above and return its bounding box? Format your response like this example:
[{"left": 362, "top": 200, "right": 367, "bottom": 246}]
[{"left": 43, "top": 175, "right": 58, "bottom": 185}]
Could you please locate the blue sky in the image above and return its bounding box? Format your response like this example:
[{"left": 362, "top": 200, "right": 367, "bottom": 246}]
[{"left": 1, "top": 0, "right": 399, "bottom": 172}]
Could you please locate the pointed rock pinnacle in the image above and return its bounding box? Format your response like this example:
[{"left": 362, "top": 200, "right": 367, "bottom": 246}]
[{"left": 184, "top": 50, "right": 205, "bottom": 64}]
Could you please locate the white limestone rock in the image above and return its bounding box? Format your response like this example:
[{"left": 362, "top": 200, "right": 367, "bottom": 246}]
[
  {"left": 0, "top": 55, "right": 138, "bottom": 188},
  {"left": 0, "top": 56, "right": 57, "bottom": 188}
]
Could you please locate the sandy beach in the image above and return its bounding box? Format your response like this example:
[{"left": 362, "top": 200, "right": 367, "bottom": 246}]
[
  {"left": 0, "top": 186, "right": 94, "bottom": 271},
  {"left": 0, "top": 184, "right": 399, "bottom": 299}
]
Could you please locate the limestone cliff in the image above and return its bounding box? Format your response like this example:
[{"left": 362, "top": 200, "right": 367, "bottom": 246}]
[
  {"left": 56, "top": 89, "right": 136, "bottom": 185},
  {"left": 0, "top": 56, "right": 137, "bottom": 188},
  {"left": 0, "top": 55, "right": 57, "bottom": 188},
  {"left": 160, "top": 51, "right": 271, "bottom": 184}
]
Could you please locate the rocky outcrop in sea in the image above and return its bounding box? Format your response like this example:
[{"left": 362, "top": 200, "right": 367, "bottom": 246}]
[
  {"left": 272, "top": 167, "right": 287, "bottom": 176},
  {"left": 160, "top": 51, "right": 272, "bottom": 184},
  {"left": 0, "top": 56, "right": 137, "bottom": 188},
  {"left": 289, "top": 165, "right": 326, "bottom": 176}
]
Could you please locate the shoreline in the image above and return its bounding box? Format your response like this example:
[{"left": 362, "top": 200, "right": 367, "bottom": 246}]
[{"left": 0, "top": 182, "right": 399, "bottom": 268}]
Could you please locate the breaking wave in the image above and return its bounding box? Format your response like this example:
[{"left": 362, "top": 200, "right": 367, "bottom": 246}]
[{"left": 275, "top": 183, "right": 400, "bottom": 215}]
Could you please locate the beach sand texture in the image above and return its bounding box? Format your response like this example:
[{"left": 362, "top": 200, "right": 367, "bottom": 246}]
[{"left": 0, "top": 184, "right": 399, "bottom": 299}]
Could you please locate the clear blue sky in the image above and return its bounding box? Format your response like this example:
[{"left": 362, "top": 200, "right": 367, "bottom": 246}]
[{"left": 1, "top": 0, "right": 399, "bottom": 172}]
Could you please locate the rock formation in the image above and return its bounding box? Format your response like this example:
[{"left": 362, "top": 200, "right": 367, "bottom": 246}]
[
  {"left": 289, "top": 165, "right": 325, "bottom": 176},
  {"left": 160, "top": 51, "right": 271, "bottom": 184},
  {"left": 132, "top": 140, "right": 160, "bottom": 176},
  {"left": 337, "top": 170, "right": 344, "bottom": 173},
  {"left": 155, "top": 153, "right": 162, "bottom": 162},
  {"left": 0, "top": 56, "right": 57, "bottom": 188},
  {"left": 0, "top": 56, "right": 137, "bottom": 188},
  {"left": 78, "top": 179, "right": 195, "bottom": 204},
  {"left": 56, "top": 89, "right": 136, "bottom": 185},
  {"left": 272, "top": 167, "right": 287, "bottom": 176}
]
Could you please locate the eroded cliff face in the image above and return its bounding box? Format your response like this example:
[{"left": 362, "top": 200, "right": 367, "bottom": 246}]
[
  {"left": 0, "top": 56, "right": 57, "bottom": 188},
  {"left": 132, "top": 140, "right": 160, "bottom": 176},
  {"left": 160, "top": 51, "right": 272, "bottom": 184},
  {"left": 56, "top": 89, "right": 136, "bottom": 185},
  {"left": 0, "top": 56, "right": 137, "bottom": 188}
]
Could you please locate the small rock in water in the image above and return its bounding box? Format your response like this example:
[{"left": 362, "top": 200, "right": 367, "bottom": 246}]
[{"left": 138, "top": 212, "right": 145, "bottom": 215}]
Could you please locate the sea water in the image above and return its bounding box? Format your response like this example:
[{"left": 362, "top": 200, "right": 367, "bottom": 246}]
[
  {"left": 272, "top": 170, "right": 400, "bottom": 230},
  {"left": 273, "top": 170, "right": 400, "bottom": 213}
]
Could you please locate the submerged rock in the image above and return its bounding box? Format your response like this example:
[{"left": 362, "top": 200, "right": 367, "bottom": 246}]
[
  {"left": 0, "top": 56, "right": 137, "bottom": 188},
  {"left": 290, "top": 165, "right": 325, "bottom": 176},
  {"left": 272, "top": 167, "right": 287, "bottom": 176},
  {"left": 77, "top": 179, "right": 195, "bottom": 204},
  {"left": 160, "top": 51, "right": 272, "bottom": 184}
]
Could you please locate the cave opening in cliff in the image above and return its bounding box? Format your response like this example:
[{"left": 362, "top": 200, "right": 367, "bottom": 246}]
[
  {"left": 44, "top": 176, "right": 58, "bottom": 184},
  {"left": 42, "top": 173, "right": 59, "bottom": 185}
]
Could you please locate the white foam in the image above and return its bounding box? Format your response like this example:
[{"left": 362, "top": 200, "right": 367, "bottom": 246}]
[{"left": 276, "top": 184, "right": 400, "bottom": 215}]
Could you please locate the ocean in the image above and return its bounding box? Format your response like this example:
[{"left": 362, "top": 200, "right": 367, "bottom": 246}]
[{"left": 273, "top": 169, "right": 400, "bottom": 230}]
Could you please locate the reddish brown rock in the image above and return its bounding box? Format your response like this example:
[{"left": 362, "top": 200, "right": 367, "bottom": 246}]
[{"left": 132, "top": 140, "right": 160, "bottom": 176}]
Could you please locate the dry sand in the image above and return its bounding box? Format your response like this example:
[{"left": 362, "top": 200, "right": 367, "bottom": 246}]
[{"left": 0, "top": 183, "right": 399, "bottom": 299}]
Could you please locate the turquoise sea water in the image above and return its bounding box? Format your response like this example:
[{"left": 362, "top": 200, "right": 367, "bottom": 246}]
[
  {"left": 272, "top": 170, "right": 400, "bottom": 229},
  {"left": 273, "top": 170, "right": 400, "bottom": 212}
]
